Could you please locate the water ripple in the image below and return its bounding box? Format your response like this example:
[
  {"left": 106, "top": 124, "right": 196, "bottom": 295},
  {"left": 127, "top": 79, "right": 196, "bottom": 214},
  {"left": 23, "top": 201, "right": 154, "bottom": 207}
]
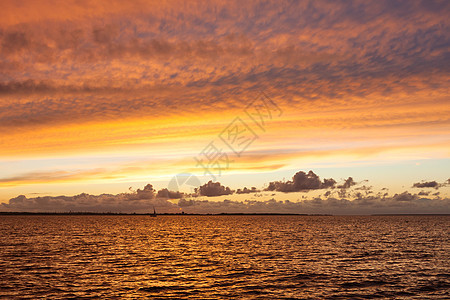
[{"left": 0, "top": 215, "right": 449, "bottom": 298}]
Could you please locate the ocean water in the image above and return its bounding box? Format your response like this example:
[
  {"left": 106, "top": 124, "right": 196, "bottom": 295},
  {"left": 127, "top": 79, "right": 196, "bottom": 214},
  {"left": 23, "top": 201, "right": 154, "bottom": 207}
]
[{"left": 0, "top": 215, "right": 449, "bottom": 299}]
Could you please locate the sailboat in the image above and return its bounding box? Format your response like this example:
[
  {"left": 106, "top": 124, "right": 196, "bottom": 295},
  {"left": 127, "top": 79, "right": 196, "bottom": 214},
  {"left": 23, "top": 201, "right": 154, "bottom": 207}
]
[{"left": 151, "top": 206, "right": 157, "bottom": 217}]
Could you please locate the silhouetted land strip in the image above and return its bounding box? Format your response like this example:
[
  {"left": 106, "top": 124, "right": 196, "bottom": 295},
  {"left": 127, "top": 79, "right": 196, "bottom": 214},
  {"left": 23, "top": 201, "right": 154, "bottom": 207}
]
[
  {"left": 371, "top": 214, "right": 450, "bottom": 216},
  {"left": 0, "top": 212, "right": 323, "bottom": 216},
  {"left": 1, "top": 212, "right": 447, "bottom": 216}
]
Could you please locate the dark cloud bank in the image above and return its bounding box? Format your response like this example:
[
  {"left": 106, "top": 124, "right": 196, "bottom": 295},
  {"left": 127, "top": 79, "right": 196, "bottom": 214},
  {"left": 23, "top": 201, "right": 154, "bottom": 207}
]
[{"left": 1, "top": 171, "right": 449, "bottom": 214}]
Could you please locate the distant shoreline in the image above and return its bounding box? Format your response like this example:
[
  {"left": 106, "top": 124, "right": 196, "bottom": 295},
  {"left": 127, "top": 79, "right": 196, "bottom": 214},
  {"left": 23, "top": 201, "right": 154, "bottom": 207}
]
[
  {"left": 0, "top": 212, "right": 313, "bottom": 216},
  {"left": 0, "top": 212, "right": 449, "bottom": 216}
]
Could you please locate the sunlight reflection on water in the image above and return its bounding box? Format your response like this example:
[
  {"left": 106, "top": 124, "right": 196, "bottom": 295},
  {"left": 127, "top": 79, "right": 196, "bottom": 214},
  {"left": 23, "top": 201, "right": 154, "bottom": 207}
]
[{"left": 0, "top": 215, "right": 449, "bottom": 298}]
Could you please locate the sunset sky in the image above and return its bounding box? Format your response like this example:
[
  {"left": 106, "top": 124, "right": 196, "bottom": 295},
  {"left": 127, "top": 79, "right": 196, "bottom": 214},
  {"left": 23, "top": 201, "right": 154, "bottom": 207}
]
[{"left": 0, "top": 0, "right": 449, "bottom": 213}]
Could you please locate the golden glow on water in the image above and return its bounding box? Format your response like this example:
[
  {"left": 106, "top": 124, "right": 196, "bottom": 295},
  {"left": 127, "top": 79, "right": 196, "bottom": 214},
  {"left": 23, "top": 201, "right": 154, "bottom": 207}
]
[{"left": 0, "top": 215, "right": 449, "bottom": 298}]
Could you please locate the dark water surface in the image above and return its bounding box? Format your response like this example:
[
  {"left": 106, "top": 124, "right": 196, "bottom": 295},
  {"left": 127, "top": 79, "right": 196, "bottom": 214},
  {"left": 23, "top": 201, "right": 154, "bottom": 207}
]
[{"left": 0, "top": 215, "right": 449, "bottom": 299}]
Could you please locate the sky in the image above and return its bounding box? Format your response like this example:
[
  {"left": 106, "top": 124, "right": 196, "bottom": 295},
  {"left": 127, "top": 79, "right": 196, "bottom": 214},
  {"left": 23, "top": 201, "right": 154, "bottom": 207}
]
[{"left": 0, "top": 0, "right": 449, "bottom": 214}]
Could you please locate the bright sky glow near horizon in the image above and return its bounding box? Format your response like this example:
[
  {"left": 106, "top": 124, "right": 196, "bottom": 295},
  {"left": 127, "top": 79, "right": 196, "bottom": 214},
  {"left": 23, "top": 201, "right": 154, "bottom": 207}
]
[{"left": 0, "top": 0, "right": 449, "bottom": 213}]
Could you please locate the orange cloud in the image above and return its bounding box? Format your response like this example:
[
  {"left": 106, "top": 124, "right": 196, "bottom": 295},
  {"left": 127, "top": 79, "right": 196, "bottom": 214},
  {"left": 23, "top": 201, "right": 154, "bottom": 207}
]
[{"left": 0, "top": 0, "right": 449, "bottom": 201}]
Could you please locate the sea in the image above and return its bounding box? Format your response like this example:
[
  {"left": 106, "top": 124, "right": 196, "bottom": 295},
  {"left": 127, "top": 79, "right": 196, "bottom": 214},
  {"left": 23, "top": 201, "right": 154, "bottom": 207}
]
[{"left": 0, "top": 215, "right": 449, "bottom": 299}]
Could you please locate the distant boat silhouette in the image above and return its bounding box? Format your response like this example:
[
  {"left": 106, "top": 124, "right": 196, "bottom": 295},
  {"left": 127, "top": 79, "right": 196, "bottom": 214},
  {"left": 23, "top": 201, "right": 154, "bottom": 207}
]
[{"left": 151, "top": 206, "right": 157, "bottom": 217}]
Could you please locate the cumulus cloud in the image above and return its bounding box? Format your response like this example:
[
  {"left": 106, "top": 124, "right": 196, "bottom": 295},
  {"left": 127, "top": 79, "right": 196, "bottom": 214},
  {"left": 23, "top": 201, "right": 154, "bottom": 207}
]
[
  {"left": 392, "top": 192, "right": 418, "bottom": 202},
  {"left": 412, "top": 179, "right": 449, "bottom": 189},
  {"left": 156, "top": 188, "right": 183, "bottom": 199},
  {"left": 337, "top": 177, "right": 357, "bottom": 189},
  {"left": 135, "top": 184, "right": 155, "bottom": 199},
  {"left": 195, "top": 181, "right": 233, "bottom": 197},
  {"left": 418, "top": 191, "right": 430, "bottom": 196},
  {"left": 265, "top": 170, "right": 337, "bottom": 193},
  {"left": 412, "top": 180, "right": 439, "bottom": 189},
  {"left": 236, "top": 187, "right": 260, "bottom": 194}
]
